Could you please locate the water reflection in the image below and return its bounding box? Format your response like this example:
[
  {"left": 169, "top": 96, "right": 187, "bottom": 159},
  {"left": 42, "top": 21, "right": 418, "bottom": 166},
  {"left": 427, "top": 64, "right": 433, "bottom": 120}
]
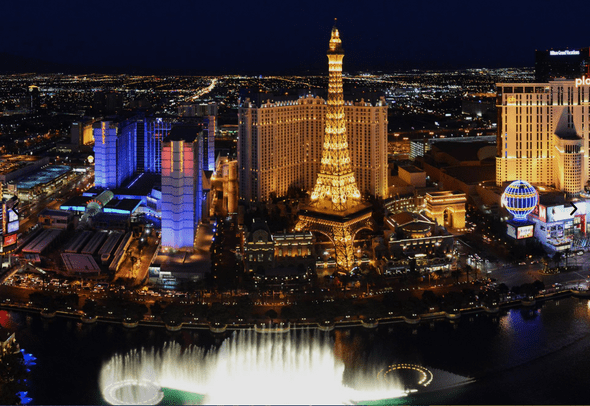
[{"left": 3, "top": 298, "right": 590, "bottom": 404}]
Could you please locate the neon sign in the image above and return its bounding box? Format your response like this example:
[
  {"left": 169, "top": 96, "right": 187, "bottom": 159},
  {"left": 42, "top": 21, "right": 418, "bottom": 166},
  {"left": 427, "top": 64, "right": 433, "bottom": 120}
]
[
  {"left": 550, "top": 50, "right": 580, "bottom": 56},
  {"left": 576, "top": 76, "right": 590, "bottom": 87}
]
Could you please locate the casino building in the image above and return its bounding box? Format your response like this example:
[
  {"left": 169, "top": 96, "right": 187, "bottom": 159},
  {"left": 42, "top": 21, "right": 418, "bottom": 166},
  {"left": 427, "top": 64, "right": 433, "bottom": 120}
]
[
  {"left": 495, "top": 78, "right": 590, "bottom": 196},
  {"left": 238, "top": 94, "right": 388, "bottom": 203},
  {"left": 93, "top": 116, "right": 215, "bottom": 250}
]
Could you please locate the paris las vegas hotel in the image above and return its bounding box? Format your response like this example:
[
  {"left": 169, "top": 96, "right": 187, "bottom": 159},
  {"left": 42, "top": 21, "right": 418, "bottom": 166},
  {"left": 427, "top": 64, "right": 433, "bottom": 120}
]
[{"left": 238, "top": 87, "right": 388, "bottom": 203}]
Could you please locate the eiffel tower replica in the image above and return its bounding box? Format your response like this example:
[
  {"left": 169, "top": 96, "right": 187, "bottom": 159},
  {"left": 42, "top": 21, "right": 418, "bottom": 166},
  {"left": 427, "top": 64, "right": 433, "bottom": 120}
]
[{"left": 296, "top": 21, "right": 373, "bottom": 271}]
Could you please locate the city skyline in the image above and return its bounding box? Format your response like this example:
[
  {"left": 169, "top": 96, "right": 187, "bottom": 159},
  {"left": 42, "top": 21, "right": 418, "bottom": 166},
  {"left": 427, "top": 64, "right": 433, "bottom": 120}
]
[{"left": 2, "top": 1, "right": 590, "bottom": 74}]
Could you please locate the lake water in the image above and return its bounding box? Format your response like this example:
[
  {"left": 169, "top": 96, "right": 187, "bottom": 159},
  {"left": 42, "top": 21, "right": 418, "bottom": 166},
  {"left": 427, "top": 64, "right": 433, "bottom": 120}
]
[{"left": 4, "top": 296, "right": 590, "bottom": 404}]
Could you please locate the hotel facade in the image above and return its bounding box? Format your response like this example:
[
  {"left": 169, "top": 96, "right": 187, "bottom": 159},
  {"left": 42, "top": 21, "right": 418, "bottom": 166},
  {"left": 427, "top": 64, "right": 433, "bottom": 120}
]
[
  {"left": 496, "top": 78, "right": 590, "bottom": 196},
  {"left": 161, "top": 135, "right": 203, "bottom": 250},
  {"left": 238, "top": 95, "right": 388, "bottom": 203}
]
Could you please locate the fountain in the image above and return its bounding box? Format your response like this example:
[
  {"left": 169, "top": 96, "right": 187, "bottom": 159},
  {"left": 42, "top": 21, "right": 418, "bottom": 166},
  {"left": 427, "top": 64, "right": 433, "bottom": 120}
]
[{"left": 100, "top": 329, "right": 411, "bottom": 405}]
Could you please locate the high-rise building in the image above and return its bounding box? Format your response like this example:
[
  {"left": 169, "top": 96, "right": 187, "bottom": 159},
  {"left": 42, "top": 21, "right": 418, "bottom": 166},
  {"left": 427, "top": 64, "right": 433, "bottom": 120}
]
[
  {"left": 93, "top": 120, "right": 137, "bottom": 189},
  {"left": 535, "top": 48, "right": 590, "bottom": 82},
  {"left": 238, "top": 96, "right": 387, "bottom": 203},
  {"left": 203, "top": 115, "right": 216, "bottom": 172},
  {"left": 161, "top": 127, "right": 203, "bottom": 250},
  {"left": 142, "top": 118, "right": 173, "bottom": 174},
  {"left": 71, "top": 120, "right": 96, "bottom": 146},
  {"left": 495, "top": 79, "right": 590, "bottom": 196},
  {"left": 94, "top": 115, "right": 213, "bottom": 188},
  {"left": 28, "top": 86, "right": 40, "bottom": 114},
  {"left": 295, "top": 23, "right": 373, "bottom": 270},
  {"left": 178, "top": 102, "right": 218, "bottom": 117}
]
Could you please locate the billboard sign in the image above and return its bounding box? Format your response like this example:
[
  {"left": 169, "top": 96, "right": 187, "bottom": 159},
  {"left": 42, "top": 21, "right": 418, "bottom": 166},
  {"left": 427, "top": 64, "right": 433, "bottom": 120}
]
[
  {"left": 6, "top": 221, "right": 18, "bottom": 234},
  {"left": 507, "top": 222, "right": 534, "bottom": 239},
  {"left": 507, "top": 223, "right": 516, "bottom": 239},
  {"left": 517, "top": 224, "right": 534, "bottom": 239},
  {"left": 3, "top": 233, "right": 17, "bottom": 250}
]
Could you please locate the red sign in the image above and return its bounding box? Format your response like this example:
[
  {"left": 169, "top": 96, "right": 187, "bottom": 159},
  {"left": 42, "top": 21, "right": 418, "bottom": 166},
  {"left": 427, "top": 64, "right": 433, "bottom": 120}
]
[{"left": 3, "top": 234, "right": 16, "bottom": 247}]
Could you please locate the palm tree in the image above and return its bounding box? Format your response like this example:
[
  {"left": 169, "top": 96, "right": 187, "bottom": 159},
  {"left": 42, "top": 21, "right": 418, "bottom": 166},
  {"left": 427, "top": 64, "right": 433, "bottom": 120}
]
[
  {"left": 541, "top": 255, "right": 550, "bottom": 272},
  {"left": 265, "top": 309, "right": 278, "bottom": 323},
  {"left": 464, "top": 265, "right": 473, "bottom": 282},
  {"left": 434, "top": 269, "right": 444, "bottom": 283},
  {"left": 553, "top": 252, "right": 563, "bottom": 269},
  {"left": 451, "top": 269, "right": 462, "bottom": 284}
]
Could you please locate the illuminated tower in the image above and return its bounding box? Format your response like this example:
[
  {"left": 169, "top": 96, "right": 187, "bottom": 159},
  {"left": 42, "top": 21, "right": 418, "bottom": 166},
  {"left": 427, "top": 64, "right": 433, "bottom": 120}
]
[
  {"left": 310, "top": 23, "right": 361, "bottom": 212},
  {"left": 296, "top": 22, "right": 372, "bottom": 271},
  {"left": 161, "top": 128, "right": 203, "bottom": 250}
]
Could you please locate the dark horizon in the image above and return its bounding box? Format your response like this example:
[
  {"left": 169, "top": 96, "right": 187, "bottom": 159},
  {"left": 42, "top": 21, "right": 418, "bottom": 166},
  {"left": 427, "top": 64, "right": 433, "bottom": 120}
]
[
  {"left": 0, "top": 1, "right": 586, "bottom": 76},
  {"left": 0, "top": 50, "right": 534, "bottom": 76}
]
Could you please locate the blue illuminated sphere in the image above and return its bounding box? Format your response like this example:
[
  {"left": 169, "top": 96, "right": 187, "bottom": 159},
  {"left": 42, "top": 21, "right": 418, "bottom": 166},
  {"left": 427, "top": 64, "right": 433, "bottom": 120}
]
[{"left": 502, "top": 180, "right": 538, "bottom": 222}]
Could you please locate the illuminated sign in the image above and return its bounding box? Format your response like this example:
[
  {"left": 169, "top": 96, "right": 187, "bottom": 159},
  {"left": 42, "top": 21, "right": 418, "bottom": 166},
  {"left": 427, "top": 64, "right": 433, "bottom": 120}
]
[
  {"left": 532, "top": 204, "right": 547, "bottom": 222},
  {"left": 546, "top": 203, "right": 588, "bottom": 222},
  {"left": 507, "top": 223, "right": 516, "bottom": 239},
  {"left": 576, "top": 76, "right": 590, "bottom": 87},
  {"left": 507, "top": 223, "right": 534, "bottom": 239},
  {"left": 539, "top": 205, "right": 547, "bottom": 223},
  {"left": 3, "top": 234, "right": 16, "bottom": 247},
  {"left": 550, "top": 50, "right": 580, "bottom": 56},
  {"left": 7, "top": 221, "right": 18, "bottom": 234},
  {"left": 517, "top": 225, "right": 534, "bottom": 239},
  {"left": 7, "top": 209, "right": 17, "bottom": 223},
  {"left": 102, "top": 122, "right": 106, "bottom": 144}
]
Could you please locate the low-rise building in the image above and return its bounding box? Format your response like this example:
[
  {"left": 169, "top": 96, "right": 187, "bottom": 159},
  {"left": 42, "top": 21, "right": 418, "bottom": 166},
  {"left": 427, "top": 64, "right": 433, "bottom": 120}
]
[
  {"left": 384, "top": 211, "right": 455, "bottom": 275},
  {"left": 38, "top": 209, "right": 75, "bottom": 229},
  {"left": 243, "top": 219, "right": 315, "bottom": 276}
]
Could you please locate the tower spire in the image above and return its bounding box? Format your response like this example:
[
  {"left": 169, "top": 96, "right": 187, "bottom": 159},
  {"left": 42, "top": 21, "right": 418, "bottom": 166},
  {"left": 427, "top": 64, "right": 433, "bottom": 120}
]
[
  {"left": 297, "top": 25, "right": 373, "bottom": 272},
  {"left": 310, "top": 24, "right": 360, "bottom": 211}
]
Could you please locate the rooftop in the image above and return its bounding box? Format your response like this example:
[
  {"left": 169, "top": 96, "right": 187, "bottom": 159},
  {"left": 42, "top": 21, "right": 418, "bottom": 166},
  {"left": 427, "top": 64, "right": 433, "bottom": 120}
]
[
  {"left": 17, "top": 165, "right": 71, "bottom": 190},
  {"left": 104, "top": 198, "right": 142, "bottom": 214},
  {"left": 38, "top": 208, "right": 73, "bottom": 218},
  {"left": 166, "top": 125, "right": 202, "bottom": 143},
  {"left": 399, "top": 165, "right": 424, "bottom": 173},
  {"left": 113, "top": 172, "right": 161, "bottom": 197},
  {"left": 61, "top": 195, "right": 92, "bottom": 210},
  {"left": 61, "top": 253, "right": 101, "bottom": 273},
  {"left": 433, "top": 141, "right": 495, "bottom": 162},
  {"left": 0, "top": 155, "right": 44, "bottom": 175},
  {"left": 443, "top": 164, "right": 496, "bottom": 184}
]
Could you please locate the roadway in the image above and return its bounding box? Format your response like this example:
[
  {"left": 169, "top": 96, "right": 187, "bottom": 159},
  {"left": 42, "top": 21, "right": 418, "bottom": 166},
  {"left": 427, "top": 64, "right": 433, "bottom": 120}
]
[{"left": 485, "top": 252, "right": 590, "bottom": 288}]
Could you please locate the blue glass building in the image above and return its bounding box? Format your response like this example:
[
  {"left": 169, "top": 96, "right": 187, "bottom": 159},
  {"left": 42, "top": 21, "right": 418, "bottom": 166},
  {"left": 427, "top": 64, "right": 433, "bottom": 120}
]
[
  {"left": 161, "top": 126, "right": 203, "bottom": 250},
  {"left": 93, "top": 121, "right": 136, "bottom": 189},
  {"left": 93, "top": 116, "right": 213, "bottom": 250},
  {"left": 144, "top": 118, "right": 173, "bottom": 173}
]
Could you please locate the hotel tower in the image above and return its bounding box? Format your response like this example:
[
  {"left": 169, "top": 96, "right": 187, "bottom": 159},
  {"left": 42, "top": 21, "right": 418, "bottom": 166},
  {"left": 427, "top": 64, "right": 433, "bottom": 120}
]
[
  {"left": 496, "top": 78, "right": 590, "bottom": 196},
  {"left": 237, "top": 32, "right": 388, "bottom": 204}
]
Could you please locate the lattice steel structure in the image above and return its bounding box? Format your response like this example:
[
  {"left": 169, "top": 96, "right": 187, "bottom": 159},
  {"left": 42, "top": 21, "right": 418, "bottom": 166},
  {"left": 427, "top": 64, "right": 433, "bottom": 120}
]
[
  {"left": 297, "top": 21, "right": 372, "bottom": 271},
  {"left": 310, "top": 23, "right": 361, "bottom": 212}
]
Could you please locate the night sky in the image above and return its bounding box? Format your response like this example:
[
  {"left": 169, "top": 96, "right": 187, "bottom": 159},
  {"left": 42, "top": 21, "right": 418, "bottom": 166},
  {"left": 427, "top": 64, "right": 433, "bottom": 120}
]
[{"left": 1, "top": 0, "right": 589, "bottom": 74}]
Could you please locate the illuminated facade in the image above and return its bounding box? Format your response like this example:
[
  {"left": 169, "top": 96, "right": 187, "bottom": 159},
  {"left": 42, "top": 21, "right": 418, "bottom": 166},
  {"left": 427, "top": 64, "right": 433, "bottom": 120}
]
[
  {"left": 238, "top": 96, "right": 387, "bottom": 203},
  {"left": 310, "top": 25, "right": 361, "bottom": 212},
  {"left": 424, "top": 191, "right": 466, "bottom": 229},
  {"left": 142, "top": 118, "right": 172, "bottom": 173},
  {"left": 203, "top": 116, "right": 216, "bottom": 172},
  {"left": 71, "top": 120, "right": 96, "bottom": 146},
  {"left": 94, "top": 116, "right": 214, "bottom": 188},
  {"left": 94, "top": 121, "right": 137, "bottom": 189},
  {"left": 296, "top": 23, "right": 373, "bottom": 270},
  {"left": 495, "top": 79, "right": 590, "bottom": 196},
  {"left": 161, "top": 133, "right": 202, "bottom": 250}
]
